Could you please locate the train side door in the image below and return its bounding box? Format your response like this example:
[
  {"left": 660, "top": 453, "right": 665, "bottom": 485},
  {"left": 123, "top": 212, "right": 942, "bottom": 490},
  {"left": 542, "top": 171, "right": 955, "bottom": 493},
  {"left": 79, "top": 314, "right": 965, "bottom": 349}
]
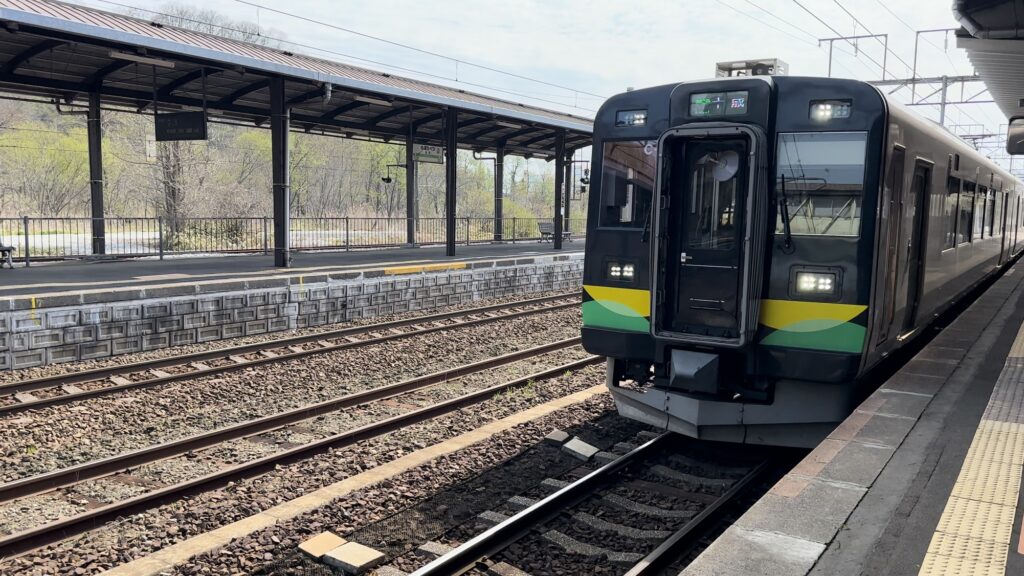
[
  {"left": 901, "top": 162, "right": 932, "bottom": 335},
  {"left": 875, "top": 146, "right": 906, "bottom": 344}
]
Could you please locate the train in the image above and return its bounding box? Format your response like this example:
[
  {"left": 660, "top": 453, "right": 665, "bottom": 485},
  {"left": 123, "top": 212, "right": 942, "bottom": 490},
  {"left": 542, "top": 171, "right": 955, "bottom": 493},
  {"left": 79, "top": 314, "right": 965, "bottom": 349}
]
[{"left": 581, "top": 76, "right": 1023, "bottom": 447}]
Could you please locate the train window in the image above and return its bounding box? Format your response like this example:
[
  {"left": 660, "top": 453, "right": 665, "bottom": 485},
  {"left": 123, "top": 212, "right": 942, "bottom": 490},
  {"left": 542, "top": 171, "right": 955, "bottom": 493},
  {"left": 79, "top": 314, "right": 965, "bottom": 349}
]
[
  {"left": 599, "top": 141, "right": 656, "bottom": 228},
  {"left": 944, "top": 176, "right": 960, "bottom": 250},
  {"left": 960, "top": 181, "right": 976, "bottom": 244},
  {"left": 685, "top": 148, "right": 742, "bottom": 250},
  {"left": 975, "top": 186, "right": 986, "bottom": 239},
  {"left": 775, "top": 132, "right": 867, "bottom": 236}
]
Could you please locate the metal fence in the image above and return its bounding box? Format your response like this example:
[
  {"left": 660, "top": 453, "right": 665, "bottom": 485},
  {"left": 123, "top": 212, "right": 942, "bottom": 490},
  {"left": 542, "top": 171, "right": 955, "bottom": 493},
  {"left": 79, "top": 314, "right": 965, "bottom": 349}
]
[{"left": 0, "top": 216, "right": 587, "bottom": 263}]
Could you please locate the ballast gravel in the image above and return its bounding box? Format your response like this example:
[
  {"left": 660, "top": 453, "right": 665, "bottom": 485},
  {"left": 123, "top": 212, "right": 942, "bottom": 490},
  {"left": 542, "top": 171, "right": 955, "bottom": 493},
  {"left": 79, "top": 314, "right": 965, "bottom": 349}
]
[
  {"left": 0, "top": 367, "right": 611, "bottom": 576},
  {"left": 0, "top": 306, "right": 582, "bottom": 482}
]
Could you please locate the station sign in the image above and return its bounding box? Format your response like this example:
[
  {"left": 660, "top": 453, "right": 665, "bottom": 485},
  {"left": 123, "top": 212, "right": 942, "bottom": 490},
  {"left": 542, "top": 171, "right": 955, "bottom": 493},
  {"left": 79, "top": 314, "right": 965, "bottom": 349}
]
[
  {"left": 155, "top": 111, "right": 209, "bottom": 141},
  {"left": 413, "top": 143, "right": 444, "bottom": 164}
]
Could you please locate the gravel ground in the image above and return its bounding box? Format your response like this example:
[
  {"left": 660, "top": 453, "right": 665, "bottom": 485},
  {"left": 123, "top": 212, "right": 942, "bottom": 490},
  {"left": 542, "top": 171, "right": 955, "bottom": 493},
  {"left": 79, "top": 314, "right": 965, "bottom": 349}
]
[
  {"left": 0, "top": 346, "right": 594, "bottom": 536},
  {"left": 0, "top": 305, "right": 582, "bottom": 482},
  {"left": 0, "top": 365, "right": 610, "bottom": 575},
  {"left": 0, "top": 290, "right": 577, "bottom": 386}
]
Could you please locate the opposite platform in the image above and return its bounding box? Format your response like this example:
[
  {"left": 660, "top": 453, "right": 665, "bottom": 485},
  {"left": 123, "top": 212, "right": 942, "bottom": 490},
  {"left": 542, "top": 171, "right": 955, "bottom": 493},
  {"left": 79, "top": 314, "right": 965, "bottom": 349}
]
[
  {"left": 683, "top": 264, "right": 1024, "bottom": 576},
  {"left": 0, "top": 242, "right": 583, "bottom": 301},
  {"left": 0, "top": 244, "right": 584, "bottom": 370}
]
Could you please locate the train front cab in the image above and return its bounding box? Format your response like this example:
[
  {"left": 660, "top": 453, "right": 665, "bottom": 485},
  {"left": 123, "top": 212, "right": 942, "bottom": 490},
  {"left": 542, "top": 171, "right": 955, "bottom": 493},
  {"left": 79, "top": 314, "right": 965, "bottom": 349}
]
[{"left": 583, "top": 77, "right": 886, "bottom": 448}]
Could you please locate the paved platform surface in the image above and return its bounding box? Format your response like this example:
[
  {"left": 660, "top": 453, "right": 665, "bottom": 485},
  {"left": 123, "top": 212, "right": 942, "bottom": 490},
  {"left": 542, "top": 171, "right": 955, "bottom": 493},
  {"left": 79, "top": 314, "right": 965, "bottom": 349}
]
[
  {"left": 683, "top": 264, "right": 1024, "bottom": 576},
  {"left": 0, "top": 242, "right": 583, "bottom": 298}
]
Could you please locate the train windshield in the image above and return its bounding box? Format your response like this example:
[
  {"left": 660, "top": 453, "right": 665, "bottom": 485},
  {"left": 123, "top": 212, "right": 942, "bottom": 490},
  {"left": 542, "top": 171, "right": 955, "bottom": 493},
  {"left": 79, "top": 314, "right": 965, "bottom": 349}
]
[
  {"left": 600, "top": 140, "right": 656, "bottom": 228},
  {"left": 775, "top": 132, "right": 868, "bottom": 236}
]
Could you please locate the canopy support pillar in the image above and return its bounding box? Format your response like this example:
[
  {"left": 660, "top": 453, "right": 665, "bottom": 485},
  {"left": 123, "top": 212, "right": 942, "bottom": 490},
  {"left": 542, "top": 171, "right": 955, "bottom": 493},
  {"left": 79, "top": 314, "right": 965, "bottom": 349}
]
[
  {"left": 494, "top": 146, "right": 505, "bottom": 242},
  {"left": 444, "top": 108, "right": 458, "bottom": 256},
  {"left": 270, "top": 77, "right": 291, "bottom": 268},
  {"left": 88, "top": 91, "right": 105, "bottom": 255},
  {"left": 406, "top": 135, "right": 418, "bottom": 245},
  {"left": 553, "top": 131, "right": 565, "bottom": 251}
]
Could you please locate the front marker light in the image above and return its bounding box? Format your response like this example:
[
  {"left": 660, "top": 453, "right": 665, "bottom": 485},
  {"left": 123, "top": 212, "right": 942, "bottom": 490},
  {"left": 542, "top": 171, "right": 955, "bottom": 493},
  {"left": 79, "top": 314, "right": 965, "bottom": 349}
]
[
  {"left": 607, "top": 261, "right": 635, "bottom": 282},
  {"left": 795, "top": 271, "right": 837, "bottom": 294}
]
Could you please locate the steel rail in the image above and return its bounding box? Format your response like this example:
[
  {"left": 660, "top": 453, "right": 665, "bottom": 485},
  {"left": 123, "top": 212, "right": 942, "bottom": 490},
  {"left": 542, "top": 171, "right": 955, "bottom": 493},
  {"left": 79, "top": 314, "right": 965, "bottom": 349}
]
[
  {"left": 0, "top": 294, "right": 579, "bottom": 414},
  {"left": 410, "top": 432, "right": 673, "bottom": 576},
  {"left": 0, "top": 356, "right": 603, "bottom": 559},
  {"left": 622, "top": 460, "right": 771, "bottom": 576},
  {"left": 0, "top": 338, "right": 581, "bottom": 503},
  {"left": 0, "top": 292, "right": 577, "bottom": 395}
]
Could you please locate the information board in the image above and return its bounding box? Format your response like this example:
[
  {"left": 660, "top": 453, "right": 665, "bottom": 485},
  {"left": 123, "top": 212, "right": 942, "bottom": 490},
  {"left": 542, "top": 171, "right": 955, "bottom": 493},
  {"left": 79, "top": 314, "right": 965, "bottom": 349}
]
[
  {"left": 413, "top": 143, "right": 445, "bottom": 164},
  {"left": 155, "top": 111, "right": 208, "bottom": 141}
]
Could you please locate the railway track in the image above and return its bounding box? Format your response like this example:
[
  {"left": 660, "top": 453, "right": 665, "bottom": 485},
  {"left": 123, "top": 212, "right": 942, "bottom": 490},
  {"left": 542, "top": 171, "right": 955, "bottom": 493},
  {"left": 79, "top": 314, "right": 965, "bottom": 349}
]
[
  {"left": 411, "top": 433, "right": 771, "bottom": 576},
  {"left": 0, "top": 292, "right": 579, "bottom": 414},
  {"left": 0, "top": 343, "right": 601, "bottom": 559}
]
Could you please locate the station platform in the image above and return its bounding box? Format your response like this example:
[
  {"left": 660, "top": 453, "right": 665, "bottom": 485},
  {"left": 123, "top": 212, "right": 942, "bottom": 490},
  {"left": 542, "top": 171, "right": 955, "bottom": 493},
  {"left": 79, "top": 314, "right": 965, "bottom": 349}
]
[
  {"left": 0, "top": 242, "right": 583, "bottom": 300},
  {"left": 0, "top": 243, "right": 584, "bottom": 370},
  {"left": 684, "top": 263, "right": 1024, "bottom": 576}
]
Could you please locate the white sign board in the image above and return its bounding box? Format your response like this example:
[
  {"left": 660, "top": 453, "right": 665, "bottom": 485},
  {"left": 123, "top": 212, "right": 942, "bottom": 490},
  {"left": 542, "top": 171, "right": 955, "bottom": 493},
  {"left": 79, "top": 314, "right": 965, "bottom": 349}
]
[{"left": 413, "top": 143, "right": 445, "bottom": 164}]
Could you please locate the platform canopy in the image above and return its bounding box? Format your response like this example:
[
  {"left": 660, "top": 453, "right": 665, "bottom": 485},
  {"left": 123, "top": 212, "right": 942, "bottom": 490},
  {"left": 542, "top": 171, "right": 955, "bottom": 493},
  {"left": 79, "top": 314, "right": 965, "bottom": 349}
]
[
  {"left": 0, "top": 0, "right": 592, "bottom": 157},
  {"left": 954, "top": 0, "right": 1024, "bottom": 119},
  {"left": 0, "top": 0, "right": 594, "bottom": 265}
]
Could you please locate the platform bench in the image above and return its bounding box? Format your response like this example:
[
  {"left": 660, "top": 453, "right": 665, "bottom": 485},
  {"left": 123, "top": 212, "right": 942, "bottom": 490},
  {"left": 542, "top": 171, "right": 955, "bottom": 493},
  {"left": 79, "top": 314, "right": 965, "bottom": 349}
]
[
  {"left": 0, "top": 244, "right": 13, "bottom": 269},
  {"left": 537, "top": 221, "right": 572, "bottom": 243}
]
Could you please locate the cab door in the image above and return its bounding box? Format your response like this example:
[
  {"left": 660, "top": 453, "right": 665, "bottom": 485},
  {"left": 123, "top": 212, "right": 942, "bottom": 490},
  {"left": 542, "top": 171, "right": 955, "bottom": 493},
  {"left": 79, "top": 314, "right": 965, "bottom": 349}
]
[{"left": 652, "top": 126, "right": 764, "bottom": 347}]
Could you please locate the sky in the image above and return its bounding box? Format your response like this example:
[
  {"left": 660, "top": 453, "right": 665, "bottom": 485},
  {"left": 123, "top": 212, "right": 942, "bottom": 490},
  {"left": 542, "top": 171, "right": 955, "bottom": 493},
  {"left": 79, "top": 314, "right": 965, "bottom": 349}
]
[{"left": 75, "top": 0, "right": 1012, "bottom": 166}]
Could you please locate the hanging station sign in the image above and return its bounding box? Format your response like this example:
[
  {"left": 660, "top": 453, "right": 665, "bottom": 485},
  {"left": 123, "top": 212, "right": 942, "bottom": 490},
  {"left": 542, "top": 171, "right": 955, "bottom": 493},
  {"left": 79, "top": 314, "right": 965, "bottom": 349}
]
[
  {"left": 155, "top": 111, "right": 209, "bottom": 141},
  {"left": 413, "top": 143, "right": 444, "bottom": 164}
]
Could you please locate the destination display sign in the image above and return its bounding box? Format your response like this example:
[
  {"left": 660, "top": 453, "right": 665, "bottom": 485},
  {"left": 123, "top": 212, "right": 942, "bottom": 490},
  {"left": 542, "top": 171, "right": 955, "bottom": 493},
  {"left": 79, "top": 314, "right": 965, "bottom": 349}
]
[
  {"left": 689, "top": 91, "right": 749, "bottom": 117},
  {"left": 154, "top": 111, "right": 208, "bottom": 141}
]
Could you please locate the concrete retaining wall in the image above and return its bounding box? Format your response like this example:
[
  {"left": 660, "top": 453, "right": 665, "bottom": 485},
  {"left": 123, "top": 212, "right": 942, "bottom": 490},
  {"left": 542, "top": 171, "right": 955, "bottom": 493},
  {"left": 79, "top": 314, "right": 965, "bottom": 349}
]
[{"left": 0, "top": 254, "right": 583, "bottom": 370}]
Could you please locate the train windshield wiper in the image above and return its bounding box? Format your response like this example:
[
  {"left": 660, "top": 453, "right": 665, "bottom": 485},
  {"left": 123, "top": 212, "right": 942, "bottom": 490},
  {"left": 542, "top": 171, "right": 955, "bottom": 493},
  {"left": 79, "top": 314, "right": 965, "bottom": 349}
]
[
  {"left": 778, "top": 173, "right": 793, "bottom": 249},
  {"left": 641, "top": 204, "right": 652, "bottom": 243}
]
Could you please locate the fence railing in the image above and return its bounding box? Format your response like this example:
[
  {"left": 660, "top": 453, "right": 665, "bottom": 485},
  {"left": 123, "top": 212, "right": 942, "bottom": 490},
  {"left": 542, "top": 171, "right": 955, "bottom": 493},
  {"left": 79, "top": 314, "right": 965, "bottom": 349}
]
[{"left": 0, "top": 216, "right": 587, "bottom": 263}]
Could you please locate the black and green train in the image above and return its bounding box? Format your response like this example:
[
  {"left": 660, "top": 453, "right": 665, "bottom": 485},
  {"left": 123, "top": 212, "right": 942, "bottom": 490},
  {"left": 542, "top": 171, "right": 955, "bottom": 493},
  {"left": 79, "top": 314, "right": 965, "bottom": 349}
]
[{"left": 582, "top": 76, "right": 1023, "bottom": 447}]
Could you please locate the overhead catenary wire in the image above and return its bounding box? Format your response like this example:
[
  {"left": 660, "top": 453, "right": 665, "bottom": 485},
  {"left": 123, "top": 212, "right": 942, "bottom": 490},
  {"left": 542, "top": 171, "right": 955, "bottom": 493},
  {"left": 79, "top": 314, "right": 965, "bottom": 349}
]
[
  {"left": 790, "top": 0, "right": 889, "bottom": 77},
  {"left": 230, "top": 0, "right": 606, "bottom": 102},
  {"left": 832, "top": 0, "right": 914, "bottom": 77},
  {"left": 87, "top": 0, "right": 600, "bottom": 113},
  {"left": 715, "top": 0, "right": 868, "bottom": 78}
]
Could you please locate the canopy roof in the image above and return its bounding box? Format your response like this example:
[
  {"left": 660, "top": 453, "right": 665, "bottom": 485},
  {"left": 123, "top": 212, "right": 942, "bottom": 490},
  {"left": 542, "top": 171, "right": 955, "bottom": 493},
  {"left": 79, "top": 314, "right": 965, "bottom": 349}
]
[
  {"left": 954, "top": 0, "right": 1024, "bottom": 119},
  {"left": 0, "top": 0, "right": 593, "bottom": 157}
]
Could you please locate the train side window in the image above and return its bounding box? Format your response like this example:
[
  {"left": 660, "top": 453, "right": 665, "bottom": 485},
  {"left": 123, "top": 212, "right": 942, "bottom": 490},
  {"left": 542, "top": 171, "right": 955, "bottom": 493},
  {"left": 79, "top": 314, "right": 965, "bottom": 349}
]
[
  {"left": 944, "top": 176, "right": 960, "bottom": 249},
  {"left": 599, "top": 140, "right": 656, "bottom": 229},
  {"left": 959, "top": 180, "right": 975, "bottom": 244}
]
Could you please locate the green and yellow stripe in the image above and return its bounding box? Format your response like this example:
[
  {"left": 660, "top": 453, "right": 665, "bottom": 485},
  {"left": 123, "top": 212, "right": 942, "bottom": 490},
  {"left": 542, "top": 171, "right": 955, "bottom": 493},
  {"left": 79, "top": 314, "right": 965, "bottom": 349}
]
[
  {"left": 758, "top": 299, "right": 867, "bottom": 354},
  {"left": 582, "top": 284, "right": 650, "bottom": 332},
  {"left": 581, "top": 284, "right": 867, "bottom": 354}
]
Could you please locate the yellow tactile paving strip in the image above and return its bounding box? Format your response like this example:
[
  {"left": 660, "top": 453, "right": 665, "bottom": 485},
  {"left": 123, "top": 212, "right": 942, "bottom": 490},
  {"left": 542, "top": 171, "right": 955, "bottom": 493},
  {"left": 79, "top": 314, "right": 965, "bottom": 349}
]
[
  {"left": 100, "top": 385, "right": 607, "bottom": 576},
  {"left": 918, "top": 321, "right": 1024, "bottom": 576}
]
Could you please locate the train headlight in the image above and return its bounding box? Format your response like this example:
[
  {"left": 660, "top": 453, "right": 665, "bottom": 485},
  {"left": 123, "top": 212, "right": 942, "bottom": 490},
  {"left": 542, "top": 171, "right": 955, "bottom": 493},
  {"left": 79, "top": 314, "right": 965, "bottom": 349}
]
[
  {"left": 795, "top": 271, "right": 837, "bottom": 295},
  {"left": 607, "top": 262, "right": 635, "bottom": 282}
]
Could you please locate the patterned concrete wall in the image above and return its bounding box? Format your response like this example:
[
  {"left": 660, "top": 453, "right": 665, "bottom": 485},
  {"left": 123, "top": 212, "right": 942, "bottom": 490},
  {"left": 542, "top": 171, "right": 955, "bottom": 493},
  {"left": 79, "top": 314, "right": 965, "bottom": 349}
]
[{"left": 0, "top": 255, "right": 583, "bottom": 370}]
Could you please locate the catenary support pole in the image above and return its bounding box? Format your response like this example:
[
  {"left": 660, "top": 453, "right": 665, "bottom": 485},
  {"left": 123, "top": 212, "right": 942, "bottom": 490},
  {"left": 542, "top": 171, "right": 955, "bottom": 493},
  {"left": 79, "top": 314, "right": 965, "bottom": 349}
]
[
  {"left": 270, "top": 77, "right": 291, "bottom": 267},
  {"left": 88, "top": 91, "right": 105, "bottom": 255}
]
